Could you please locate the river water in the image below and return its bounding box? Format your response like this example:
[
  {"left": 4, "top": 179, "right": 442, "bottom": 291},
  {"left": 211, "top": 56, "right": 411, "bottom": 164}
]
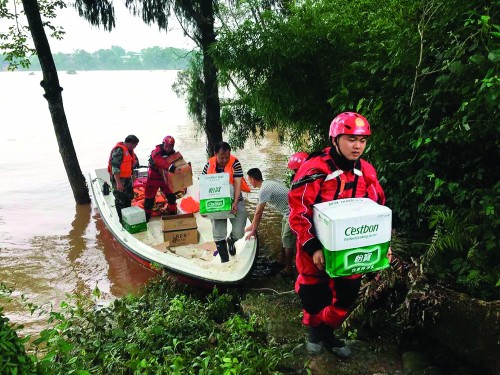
[{"left": 0, "top": 70, "right": 291, "bottom": 334}]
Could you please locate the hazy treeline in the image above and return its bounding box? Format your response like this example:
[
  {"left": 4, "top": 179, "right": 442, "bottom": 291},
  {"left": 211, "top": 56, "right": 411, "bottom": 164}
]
[{"left": 0, "top": 46, "right": 193, "bottom": 71}]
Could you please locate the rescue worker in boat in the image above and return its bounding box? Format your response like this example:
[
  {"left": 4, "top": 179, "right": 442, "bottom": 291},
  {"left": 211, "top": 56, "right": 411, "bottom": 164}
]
[
  {"left": 108, "top": 134, "right": 140, "bottom": 224},
  {"left": 288, "top": 112, "right": 390, "bottom": 357},
  {"left": 201, "top": 141, "right": 251, "bottom": 263},
  {"left": 144, "top": 135, "right": 182, "bottom": 222}
]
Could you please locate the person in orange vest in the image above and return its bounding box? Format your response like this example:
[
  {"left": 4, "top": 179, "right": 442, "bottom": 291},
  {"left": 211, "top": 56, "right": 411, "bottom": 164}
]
[
  {"left": 144, "top": 135, "right": 183, "bottom": 222},
  {"left": 108, "top": 135, "right": 140, "bottom": 223},
  {"left": 201, "top": 141, "right": 251, "bottom": 263}
]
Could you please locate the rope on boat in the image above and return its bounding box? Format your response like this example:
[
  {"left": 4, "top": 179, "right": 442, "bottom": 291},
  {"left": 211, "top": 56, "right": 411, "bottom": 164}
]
[{"left": 243, "top": 288, "right": 295, "bottom": 295}]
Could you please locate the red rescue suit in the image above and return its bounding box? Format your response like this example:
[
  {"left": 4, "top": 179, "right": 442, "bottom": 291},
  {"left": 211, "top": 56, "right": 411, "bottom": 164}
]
[
  {"left": 144, "top": 144, "right": 178, "bottom": 217},
  {"left": 288, "top": 147, "right": 385, "bottom": 328}
]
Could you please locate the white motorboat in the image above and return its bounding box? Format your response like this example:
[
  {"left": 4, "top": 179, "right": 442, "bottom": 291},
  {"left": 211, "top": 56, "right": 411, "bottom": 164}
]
[{"left": 89, "top": 168, "right": 258, "bottom": 285}]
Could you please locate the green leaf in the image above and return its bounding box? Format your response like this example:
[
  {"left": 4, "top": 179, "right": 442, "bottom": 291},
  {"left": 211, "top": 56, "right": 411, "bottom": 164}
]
[
  {"left": 470, "top": 54, "right": 486, "bottom": 64},
  {"left": 356, "top": 98, "right": 364, "bottom": 112},
  {"left": 449, "top": 61, "right": 464, "bottom": 73},
  {"left": 487, "top": 50, "right": 500, "bottom": 62}
]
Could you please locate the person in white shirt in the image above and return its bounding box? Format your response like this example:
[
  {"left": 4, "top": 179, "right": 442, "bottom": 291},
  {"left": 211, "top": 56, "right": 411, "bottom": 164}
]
[{"left": 245, "top": 168, "right": 295, "bottom": 276}]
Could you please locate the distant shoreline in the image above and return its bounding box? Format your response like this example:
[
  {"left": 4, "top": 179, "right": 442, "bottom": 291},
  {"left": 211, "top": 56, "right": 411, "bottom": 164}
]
[
  {"left": 0, "top": 69, "right": 186, "bottom": 72},
  {"left": 1, "top": 46, "right": 193, "bottom": 72}
]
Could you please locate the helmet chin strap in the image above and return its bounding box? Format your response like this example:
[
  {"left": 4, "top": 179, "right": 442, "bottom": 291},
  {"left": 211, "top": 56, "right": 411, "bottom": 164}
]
[
  {"left": 332, "top": 136, "right": 347, "bottom": 159},
  {"left": 331, "top": 136, "right": 359, "bottom": 170}
]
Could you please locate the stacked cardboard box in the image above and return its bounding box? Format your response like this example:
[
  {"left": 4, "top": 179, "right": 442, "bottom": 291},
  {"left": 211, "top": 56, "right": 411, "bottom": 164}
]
[
  {"left": 162, "top": 213, "right": 198, "bottom": 247},
  {"left": 313, "top": 198, "right": 392, "bottom": 277},
  {"left": 122, "top": 206, "right": 147, "bottom": 234}
]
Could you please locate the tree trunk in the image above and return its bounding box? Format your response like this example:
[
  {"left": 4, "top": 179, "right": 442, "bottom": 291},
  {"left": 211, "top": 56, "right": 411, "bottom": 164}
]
[
  {"left": 199, "top": 0, "right": 222, "bottom": 156},
  {"left": 21, "top": 0, "right": 91, "bottom": 204}
]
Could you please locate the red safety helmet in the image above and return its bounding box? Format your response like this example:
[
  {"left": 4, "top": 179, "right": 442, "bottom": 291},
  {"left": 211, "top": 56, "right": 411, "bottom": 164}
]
[
  {"left": 329, "top": 112, "right": 371, "bottom": 139},
  {"left": 163, "top": 135, "right": 175, "bottom": 145},
  {"left": 287, "top": 151, "right": 309, "bottom": 171}
]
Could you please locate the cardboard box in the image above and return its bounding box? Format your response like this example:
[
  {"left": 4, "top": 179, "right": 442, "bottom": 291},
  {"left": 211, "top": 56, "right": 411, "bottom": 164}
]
[
  {"left": 122, "top": 206, "right": 147, "bottom": 234},
  {"left": 163, "top": 228, "right": 198, "bottom": 247},
  {"left": 199, "top": 173, "right": 234, "bottom": 219},
  {"left": 162, "top": 213, "right": 197, "bottom": 232},
  {"left": 162, "top": 213, "right": 198, "bottom": 247},
  {"left": 162, "top": 156, "right": 193, "bottom": 192},
  {"left": 313, "top": 198, "right": 392, "bottom": 277}
]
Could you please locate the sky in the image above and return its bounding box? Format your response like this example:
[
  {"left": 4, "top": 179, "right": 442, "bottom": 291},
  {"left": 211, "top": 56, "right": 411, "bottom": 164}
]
[{"left": 2, "top": 2, "right": 195, "bottom": 53}]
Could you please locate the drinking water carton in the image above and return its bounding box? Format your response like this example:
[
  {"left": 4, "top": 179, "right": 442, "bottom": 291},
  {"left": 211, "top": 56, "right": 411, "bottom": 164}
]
[
  {"left": 121, "top": 206, "right": 147, "bottom": 234},
  {"left": 199, "top": 173, "right": 234, "bottom": 219},
  {"left": 313, "top": 198, "right": 392, "bottom": 277}
]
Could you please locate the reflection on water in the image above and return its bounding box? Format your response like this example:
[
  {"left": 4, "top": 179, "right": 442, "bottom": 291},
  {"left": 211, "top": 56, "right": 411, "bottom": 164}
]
[
  {"left": 94, "top": 213, "right": 156, "bottom": 296},
  {"left": 0, "top": 70, "right": 293, "bottom": 334}
]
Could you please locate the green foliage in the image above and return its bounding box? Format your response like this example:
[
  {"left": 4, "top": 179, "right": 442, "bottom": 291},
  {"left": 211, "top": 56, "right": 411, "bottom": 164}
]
[
  {"left": 173, "top": 50, "right": 206, "bottom": 132},
  {"left": 27, "top": 277, "right": 285, "bottom": 374},
  {"left": 0, "top": 0, "right": 66, "bottom": 70},
  {"left": 425, "top": 209, "right": 499, "bottom": 299},
  {"left": 213, "top": 0, "right": 499, "bottom": 298},
  {"left": 0, "top": 284, "right": 35, "bottom": 375}
]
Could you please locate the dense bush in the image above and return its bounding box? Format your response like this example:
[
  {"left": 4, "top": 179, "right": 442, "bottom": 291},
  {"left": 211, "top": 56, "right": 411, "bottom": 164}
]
[
  {"left": 211, "top": 0, "right": 499, "bottom": 299},
  {"left": 0, "top": 284, "right": 35, "bottom": 375},
  {"left": 29, "top": 277, "right": 286, "bottom": 374}
]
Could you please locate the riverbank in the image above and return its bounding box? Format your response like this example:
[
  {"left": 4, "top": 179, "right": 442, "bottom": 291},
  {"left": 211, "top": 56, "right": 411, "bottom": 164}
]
[
  {"left": 238, "top": 270, "right": 488, "bottom": 375},
  {"left": 1, "top": 267, "right": 493, "bottom": 374}
]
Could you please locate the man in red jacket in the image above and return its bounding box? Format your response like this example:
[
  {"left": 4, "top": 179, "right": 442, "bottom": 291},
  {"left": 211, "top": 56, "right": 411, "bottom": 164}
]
[
  {"left": 288, "top": 112, "right": 387, "bottom": 357},
  {"left": 144, "top": 135, "right": 182, "bottom": 222}
]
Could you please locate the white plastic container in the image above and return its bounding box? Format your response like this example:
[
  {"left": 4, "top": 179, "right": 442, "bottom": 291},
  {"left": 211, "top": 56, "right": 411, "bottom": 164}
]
[
  {"left": 122, "top": 206, "right": 146, "bottom": 225},
  {"left": 121, "top": 206, "right": 147, "bottom": 234}
]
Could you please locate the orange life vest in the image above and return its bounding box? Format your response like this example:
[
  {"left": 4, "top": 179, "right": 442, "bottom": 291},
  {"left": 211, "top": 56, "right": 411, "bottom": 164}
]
[
  {"left": 207, "top": 154, "right": 251, "bottom": 193},
  {"left": 108, "top": 142, "right": 135, "bottom": 178}
]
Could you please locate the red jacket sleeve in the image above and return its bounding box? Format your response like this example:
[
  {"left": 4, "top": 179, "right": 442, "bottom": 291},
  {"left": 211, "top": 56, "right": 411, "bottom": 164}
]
[
  {"left": 288, "top": 163, "right": 327, "bottom": 256},
  {"left": 361, "top": 160, "right": 386, "bottom": 205}
]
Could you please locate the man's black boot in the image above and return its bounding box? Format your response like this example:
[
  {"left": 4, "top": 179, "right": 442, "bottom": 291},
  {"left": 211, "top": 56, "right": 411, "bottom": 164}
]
[
  {"left": 144, "top": 198, "right": 154, "bottom": 222},
  {"left": 227, "top": 235, "right": 237, "bottom": 256},
  {"left": 306, "top": 325, "right": 324, "bottom": 355},
  {"left": 322, "top": 325, "right": 351, "bottom": 358},
  {"left": 215, "top": 240, "right": 230, "bottom": 263}
]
